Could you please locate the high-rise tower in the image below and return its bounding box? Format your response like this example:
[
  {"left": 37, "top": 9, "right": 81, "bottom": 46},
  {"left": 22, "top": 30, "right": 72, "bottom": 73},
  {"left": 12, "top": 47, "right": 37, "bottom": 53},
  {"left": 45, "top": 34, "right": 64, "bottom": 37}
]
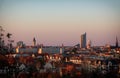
[{"left": 80, "top": 32, "right": 86, "bottom": 48}]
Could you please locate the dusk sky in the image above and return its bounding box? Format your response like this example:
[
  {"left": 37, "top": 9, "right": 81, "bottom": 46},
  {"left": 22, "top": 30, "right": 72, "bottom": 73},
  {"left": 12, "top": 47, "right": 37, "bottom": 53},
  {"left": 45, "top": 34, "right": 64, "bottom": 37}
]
[{"left": 0, "top": 0, "right": 120, "bottom": 46}]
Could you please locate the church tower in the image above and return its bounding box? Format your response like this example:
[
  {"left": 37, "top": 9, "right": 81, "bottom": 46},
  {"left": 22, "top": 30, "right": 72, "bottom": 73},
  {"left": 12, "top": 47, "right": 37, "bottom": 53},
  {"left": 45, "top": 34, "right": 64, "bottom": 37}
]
[
  {"left": 33, "top": 37, "right": 36, "bottom": 46},
  {"left": 60, "top": 44, "right": 64, "bottom": 54}
]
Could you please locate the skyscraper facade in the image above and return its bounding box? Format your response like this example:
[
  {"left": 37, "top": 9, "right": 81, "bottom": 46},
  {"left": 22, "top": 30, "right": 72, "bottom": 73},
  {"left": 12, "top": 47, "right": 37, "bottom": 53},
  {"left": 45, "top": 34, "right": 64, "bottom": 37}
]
[{"left": 80, "top": 32, "right": 86, "bottom": 48}]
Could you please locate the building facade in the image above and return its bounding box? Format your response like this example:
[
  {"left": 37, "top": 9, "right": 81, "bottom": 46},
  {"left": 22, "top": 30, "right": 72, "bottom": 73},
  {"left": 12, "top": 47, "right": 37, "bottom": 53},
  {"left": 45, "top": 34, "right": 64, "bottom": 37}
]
[{"left": 80, "top": 32, "right": 86, "bottom": 48}]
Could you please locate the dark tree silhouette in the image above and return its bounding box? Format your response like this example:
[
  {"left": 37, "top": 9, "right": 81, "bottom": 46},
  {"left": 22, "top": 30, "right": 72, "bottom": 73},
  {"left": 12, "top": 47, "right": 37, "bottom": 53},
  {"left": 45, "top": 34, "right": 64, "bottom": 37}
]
[
  {"left": 0, "top": 26, "right": 14, "bottom": 55},
  {"left": 6, "top": 33, "right": 12, "bottom": 39}
]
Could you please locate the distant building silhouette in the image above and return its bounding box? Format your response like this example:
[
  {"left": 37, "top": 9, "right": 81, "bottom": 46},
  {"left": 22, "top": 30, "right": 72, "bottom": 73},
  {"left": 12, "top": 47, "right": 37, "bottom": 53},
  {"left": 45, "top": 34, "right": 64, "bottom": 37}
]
[
  {"left": 60, "top": 44, "right": 64, "bottom": 54},
  {"left": 110, "top": 36, "right": 119, "bottom": 49},
  {"left": 33, "top": 37, "right": 36, "bottom": 46},
  {"left": 80, "top": 32, "right": 86, "bottom": 48},
  {"left": 87, "top": 40, "right": 91, "bottom": 49},
  {"left": 17, "top": 41, "right": 24, "bottom": 48},
  {"left": 16, "top": 46, "right": 64, "bottom": 54}
]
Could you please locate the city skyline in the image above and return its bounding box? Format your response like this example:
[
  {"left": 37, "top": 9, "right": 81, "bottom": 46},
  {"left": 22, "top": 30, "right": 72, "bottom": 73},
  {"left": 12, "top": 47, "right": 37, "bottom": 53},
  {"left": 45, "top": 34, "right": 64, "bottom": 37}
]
[{"left": 0, "top": 0, "right": 120, "bottom": 46}]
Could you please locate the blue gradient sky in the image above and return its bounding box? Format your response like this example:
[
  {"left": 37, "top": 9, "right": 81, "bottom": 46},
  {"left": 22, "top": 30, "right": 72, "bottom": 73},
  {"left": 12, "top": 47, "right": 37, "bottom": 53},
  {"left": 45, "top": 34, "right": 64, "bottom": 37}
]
[{"left": 0, "top": 0, "right": 120, "bottom": 46}]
